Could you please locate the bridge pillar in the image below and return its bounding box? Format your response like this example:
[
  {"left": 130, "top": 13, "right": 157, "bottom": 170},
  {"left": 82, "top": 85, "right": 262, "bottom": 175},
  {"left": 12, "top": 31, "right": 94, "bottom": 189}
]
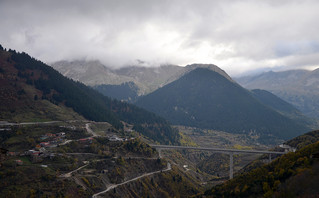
[
  {"left": 229, "top": 152, "right": 233, "bottom": 179},
  {"left": 157, "top": 148, "right": 162, "bottom": 158},
  {"left": 269, "top": 153, "right": 271, "bottom": 162}
]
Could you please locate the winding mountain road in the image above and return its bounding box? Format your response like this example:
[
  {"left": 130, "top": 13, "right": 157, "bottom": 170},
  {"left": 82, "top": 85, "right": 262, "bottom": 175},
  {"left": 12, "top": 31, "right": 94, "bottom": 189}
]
[
  {"left": 85, "top": 123, "right": 98, "bottom": 137},
  {"left": 46, "top": 121, "right": 173, "bottom": 197},
  {"left": 92, "top": 162, "right": 171, "bottom": 198},
  {"left": 0, "top": 121, "right": 61, "bottom": 126},
  {"left": 59, "top": 161, "right": 90, "bottom": 178}
]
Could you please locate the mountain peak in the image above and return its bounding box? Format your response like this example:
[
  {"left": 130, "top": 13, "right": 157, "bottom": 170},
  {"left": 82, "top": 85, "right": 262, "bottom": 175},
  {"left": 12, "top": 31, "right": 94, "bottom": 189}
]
[
  {"left": 185, "top": 63, "right": 233, "bottom": 82},
  {"left": 51, "top": 60, "right": 234, "bottom": 95},
  {"left": 136, "top": 67, "right": 310, "bottom": 141}
]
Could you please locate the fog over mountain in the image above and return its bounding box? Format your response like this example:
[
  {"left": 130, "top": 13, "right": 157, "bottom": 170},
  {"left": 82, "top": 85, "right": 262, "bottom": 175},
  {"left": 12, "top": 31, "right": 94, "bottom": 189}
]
[
  {"left": 51, "top": 60, "right": 231, "bottom": 95},
  {"left": 1, "top": 0, "right": 319, "bottom": 76}
]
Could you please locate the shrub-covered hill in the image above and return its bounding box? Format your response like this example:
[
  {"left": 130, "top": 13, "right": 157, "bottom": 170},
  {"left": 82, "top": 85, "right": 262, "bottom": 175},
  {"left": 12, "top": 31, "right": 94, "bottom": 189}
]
[
  {"left": 136, "top": 68, "right": 311, "bottom": 140},
  {"left": 285, "top": 130, "right": 319, "bottom": 150},
  {"left": 0, "top": 45, "right": 179, "bottom": 144},
  {"left": 203, "top": 130, "right": 319, "bottom": 198},
  {"left": 101, "top": 166, "right": 200, "bottom": 198}
]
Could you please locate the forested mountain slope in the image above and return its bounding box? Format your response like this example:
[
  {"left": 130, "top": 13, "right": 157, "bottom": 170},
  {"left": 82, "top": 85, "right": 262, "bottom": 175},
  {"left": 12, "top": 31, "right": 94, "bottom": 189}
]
[
  {"left": 0, "top": 45, "right": 179, "bottom": 144},
  {"left": 136, "top": 68, "right": 311, "bottom": 141}
]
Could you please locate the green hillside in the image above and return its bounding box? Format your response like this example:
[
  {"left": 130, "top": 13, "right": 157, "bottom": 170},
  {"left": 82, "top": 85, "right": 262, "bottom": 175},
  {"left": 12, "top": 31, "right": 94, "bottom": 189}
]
[
  {"left": 204, "top": 130, "right": 319, "bottom": 198},
  {"left": 136, "top": 68, "right": 310, "bottom": 140},
  {"left": 0, "top": 45, "right": 179, "bottom": 144}
]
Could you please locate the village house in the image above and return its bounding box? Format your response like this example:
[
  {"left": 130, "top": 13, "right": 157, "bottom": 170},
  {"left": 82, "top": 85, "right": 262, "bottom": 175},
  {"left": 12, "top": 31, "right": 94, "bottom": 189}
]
[
  {"left": 15, "top": 159, "right": 23, "bottom": 166},
  {"left": 26, "top": 150, "right": 40, "bottom": 156},
  {"left": 24, "top": 147, "right": 52, "bottom": 163},
  {"left": 40, "top": 138, "right": 63, "bottom": 148},
  {"left": 57, "top": 132, "right": 65, "bottom": 137},
  {"left": 39, "top": 147, "right": 46, "bottom": 153},
  {"left": 108, "top": 135, "right": 123, "bottom": 142},
  {"left": 40, "top": 142, "right": 50, "bottom": 147},
  {"left": 40, "top": 133, "right": 55, "bottom": 140},
  {"left": 78, "top": 137, "right": 93, "bottom": 144},
  {"left": 46, "top": 133, "right": 56, "bottom": 137},
  {"left": 41, "top": 132, "right": 65, "bottom": 139},
  {"left": 279, "top": 144, "right": 296, "bottom": 152},
  {"left": 40, "top": 136, "right": 48, "bottom": 140}
]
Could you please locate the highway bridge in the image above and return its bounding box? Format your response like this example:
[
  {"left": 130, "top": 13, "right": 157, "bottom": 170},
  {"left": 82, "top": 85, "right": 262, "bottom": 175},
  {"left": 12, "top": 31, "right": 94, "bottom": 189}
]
[{"left": 150, "top": 144, "right": 287, "bottom": 179}]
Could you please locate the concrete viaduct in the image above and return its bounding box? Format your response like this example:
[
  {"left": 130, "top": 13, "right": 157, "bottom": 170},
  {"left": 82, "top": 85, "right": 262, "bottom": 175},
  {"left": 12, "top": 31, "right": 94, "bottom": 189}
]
[{"left": 150, "top": 144, "right": 287, "bottom": 179}]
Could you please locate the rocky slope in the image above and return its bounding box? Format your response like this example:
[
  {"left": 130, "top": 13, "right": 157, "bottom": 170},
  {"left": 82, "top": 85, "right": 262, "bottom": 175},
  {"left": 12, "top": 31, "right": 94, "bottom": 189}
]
[{"left": 51, "top": 60, "right": 231, "bottom": 96}]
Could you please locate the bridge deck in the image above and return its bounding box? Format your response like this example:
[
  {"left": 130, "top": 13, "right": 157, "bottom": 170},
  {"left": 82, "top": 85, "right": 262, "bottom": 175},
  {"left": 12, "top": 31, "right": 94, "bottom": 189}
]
[{"left": 150, "top": 145, "right": 286, "bottom": 155}]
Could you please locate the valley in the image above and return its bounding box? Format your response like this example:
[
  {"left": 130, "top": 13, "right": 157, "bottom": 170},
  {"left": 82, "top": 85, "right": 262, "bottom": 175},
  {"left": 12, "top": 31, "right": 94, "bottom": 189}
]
[
  {"left": 2, "top": 117, "right": 318, "bottom": 197},
  {"left": 1, "top": 45, "right": 319, "bottom": 197},
  {"left": 0, "top": 119, "right": 281, "bottom": 197},
  {"left": 2, "top": 1, "right": 319, "bottom": 197},
  {"left": 157, "top": 126, "right": 282, "bottom": 187}
]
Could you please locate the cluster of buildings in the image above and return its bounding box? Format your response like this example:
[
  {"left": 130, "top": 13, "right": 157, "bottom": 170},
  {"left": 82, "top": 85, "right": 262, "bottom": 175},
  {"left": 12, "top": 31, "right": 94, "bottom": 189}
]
[
  {"left": 77, "top": 137, "right": 93, "bottom": 144},
  {"left": 25, "top": 148, "right": 55, "bottom": 163},
  {"left": 5, "top": 132, "right": 67, "bottom": 164},
  {"left": 108, "top": 135, "right": 124, "bottom": 142},
  {"left": 3, "top": 146, "right": 55, "bottom": 164},
  {"left": 39, "top": 132, "right": 66, "bottom": 148}
]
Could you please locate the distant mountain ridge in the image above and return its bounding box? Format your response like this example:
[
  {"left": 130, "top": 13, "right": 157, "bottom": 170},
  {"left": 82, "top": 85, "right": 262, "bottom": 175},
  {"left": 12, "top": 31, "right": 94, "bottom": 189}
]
[
  {"left": 250, "top": 89, "right": 317, "bottom": 130},
  {"left": 135, "top": 68, "right": 312, "bottom": 141},
  {"left": 236, "top": 69, "right": 319, "bottom": 119},
  {"left": 51, "top": 60, "right": 231, "bottom": 96}
]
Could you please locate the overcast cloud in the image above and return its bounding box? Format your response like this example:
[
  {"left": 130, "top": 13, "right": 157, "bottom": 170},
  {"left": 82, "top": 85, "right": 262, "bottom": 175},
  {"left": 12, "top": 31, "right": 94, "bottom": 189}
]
[{"left": 1, "top": 0, "right": 319, "bottom": 76}]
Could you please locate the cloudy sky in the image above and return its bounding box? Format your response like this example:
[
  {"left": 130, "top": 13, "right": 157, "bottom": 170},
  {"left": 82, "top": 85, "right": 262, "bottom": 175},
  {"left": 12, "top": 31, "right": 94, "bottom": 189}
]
[{"left": 1, "top": 0, "right": 319, "bottom": 76}]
